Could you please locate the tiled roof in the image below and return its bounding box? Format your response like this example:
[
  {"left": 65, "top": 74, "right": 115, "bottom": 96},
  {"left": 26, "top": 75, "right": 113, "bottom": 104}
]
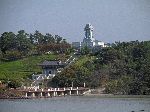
[{"left": 38, "top": 60, "right": 65, "bottom": 66}]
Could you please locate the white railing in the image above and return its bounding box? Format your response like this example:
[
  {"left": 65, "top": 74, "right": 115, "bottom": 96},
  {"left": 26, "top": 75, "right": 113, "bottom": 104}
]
[
  {"left": 31, "top": 52, "right": 79, "bottom": 87},
  {"left": 32, "top": 74, "right": 55, "bottom": 81}
]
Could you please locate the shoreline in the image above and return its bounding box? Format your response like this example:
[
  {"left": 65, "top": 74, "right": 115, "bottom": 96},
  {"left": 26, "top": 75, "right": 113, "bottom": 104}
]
[
  {"left": 83, "top": 94, "right": 150, "bottom": 98},
  {"left": 1, "top": 94, "right": 150, "bottom": 99}
]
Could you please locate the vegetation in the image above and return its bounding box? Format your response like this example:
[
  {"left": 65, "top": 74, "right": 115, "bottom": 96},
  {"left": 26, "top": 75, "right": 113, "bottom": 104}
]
[
  {"left": 0, "top": 30, "right": 71, "bottom": 87},
  {"left": 0, "top": 29, "right": 150, "bottom": 95},
  {"left": 0, "top": 54, "right": 57, "bottom": 85},
  {"left": 50, "top": 55, "right": 99, "bottom": 88},
  {"left": 51, "top": 40, "right": 150, "bottom": 95},
  {"left": 0, "top": 30, "right": 70, "bottom": 61}
]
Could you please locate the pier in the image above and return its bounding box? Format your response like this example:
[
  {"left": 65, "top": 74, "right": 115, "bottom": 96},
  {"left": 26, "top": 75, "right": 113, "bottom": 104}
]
[{"left": 20, "top": 87, "right": 89, "bottom": 98}]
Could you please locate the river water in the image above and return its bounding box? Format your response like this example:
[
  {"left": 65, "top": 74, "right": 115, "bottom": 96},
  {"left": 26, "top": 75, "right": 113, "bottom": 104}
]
[{"left": 0, "top": 96, "right": 150, "bottom": 112}]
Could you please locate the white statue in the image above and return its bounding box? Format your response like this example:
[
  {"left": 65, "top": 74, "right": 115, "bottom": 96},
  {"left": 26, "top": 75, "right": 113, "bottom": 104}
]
[{"left": 84, "top": 23, "right": 94, "bottom": 39}]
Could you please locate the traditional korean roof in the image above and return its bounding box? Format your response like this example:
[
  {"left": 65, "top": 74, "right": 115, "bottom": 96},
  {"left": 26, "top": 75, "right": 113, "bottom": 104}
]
[{"left": 38, "top": 60, "right": 65, "bottom": 66}]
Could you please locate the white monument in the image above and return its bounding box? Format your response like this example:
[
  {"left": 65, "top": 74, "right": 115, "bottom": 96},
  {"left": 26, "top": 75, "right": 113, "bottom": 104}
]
[
  {"left": 81, "top": 23, "right": 95, "bottom": 48},
  {"left": 72, "top": 23, "right": 107, "bottom": 50}
]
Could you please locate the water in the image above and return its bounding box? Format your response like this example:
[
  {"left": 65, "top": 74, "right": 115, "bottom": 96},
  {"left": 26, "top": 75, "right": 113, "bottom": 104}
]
[{"left": 0, "top": 96, "right": 150, "bottom": 112}]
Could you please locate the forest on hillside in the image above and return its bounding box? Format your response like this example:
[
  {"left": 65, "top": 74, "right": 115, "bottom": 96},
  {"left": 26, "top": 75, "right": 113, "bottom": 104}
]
[
  {"left": 0, "top": 30, "right": 71, "bottom": 61},
  {"left": 0, "top": 30, "right": 71, "bottom": 88},
  {"left": 0, "top": 30, "right": 150, "bottom": 95},
  {"left": 51, "top": 41, "right": 150, "bottom": 95}
]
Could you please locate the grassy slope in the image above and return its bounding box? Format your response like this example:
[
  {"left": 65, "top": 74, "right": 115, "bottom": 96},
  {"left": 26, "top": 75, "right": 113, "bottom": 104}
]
[
  {"left": 74, "top": 55, "right": 95, "bottom": 67},
  {"left": 0, "top": 54, "right": 57, "bottom": 80},
  {"left": 72, "top": 55, "right": 96, "bottom": 75}
]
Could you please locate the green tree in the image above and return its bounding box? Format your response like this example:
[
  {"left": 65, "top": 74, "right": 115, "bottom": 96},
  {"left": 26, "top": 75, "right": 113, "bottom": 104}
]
[
  {"left": 0, "top": 32, "right": 16, "bottom": 54},
  {"left": 33, "top": 30, "right": 45, "bottom": 44},
  {"left": 44, "top": 33, "right": 55, "bottom": 43},
  {"left": 16, "top": 30, "right": 32, "bottom": 55},
  {"left": 55, "top": 35, "right": 62, "bottom": 44},
  {"left": 81, "top": 45, "right": 90, "bottom": 55}
]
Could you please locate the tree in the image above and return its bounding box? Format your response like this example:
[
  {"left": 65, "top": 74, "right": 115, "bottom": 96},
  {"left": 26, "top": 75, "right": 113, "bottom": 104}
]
[
  {"left": 81, "top": 45, "right": 90, "bottom": 55},
  {"left": 44, "top": 33, "right": 55, "bottom": 43},
  {"left": 7, "top": 79, "right": 22, "bottom": 89},
  {"left": 33, "top": 30, "right": 45, "bottom": 44},
  {"left": 55, "top": 35, "right": 62, "bottom": 44},
  {"left": 16, "top": 30, "right": 32, "bottom": 55},
  {"left": 0, "top": 32, "right": 16, "bottom": 54}
]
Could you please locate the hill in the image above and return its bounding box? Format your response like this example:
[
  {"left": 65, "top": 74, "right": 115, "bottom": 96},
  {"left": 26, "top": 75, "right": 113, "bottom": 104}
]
[
  {"left": 0, "top": 29, "right": 71, "bottom": 87},
  {"left": 0, "top": 54, "right": 57, "bottom": 82},
  {"left": 50, "top": 40, "right": 150, "bottom": 95}
]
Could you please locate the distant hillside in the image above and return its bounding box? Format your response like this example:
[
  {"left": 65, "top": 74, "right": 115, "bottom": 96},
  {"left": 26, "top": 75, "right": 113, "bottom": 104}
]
[
  {"left": 50, "top": 40, "right": 150, "bottom": 95},
  {"left": 50, "top": 55, "right": 96, "bottom": 87},
  {"left": 0, "top": 30, "right": 71, "bottom": 86},
  {"left": 0, "top": 54, "right": 57, "bottom": 81}
]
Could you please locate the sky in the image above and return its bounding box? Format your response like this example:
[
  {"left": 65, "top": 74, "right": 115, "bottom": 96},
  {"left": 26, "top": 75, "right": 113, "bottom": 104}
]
[{"left": 0, "top": 0, "right": 150, "bottom": 43}]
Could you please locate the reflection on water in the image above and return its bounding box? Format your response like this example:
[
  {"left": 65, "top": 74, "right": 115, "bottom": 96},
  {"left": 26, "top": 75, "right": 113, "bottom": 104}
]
[{"left": 0, "top": 96, "right": 150, "bottom": 112}]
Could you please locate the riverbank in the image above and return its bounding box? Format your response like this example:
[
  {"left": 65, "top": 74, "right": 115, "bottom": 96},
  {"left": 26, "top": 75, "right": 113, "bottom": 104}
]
[
  {"left": 0, "top": 96, "right": 31, "bottom": 99},
  {"left": 84, "top": 94, "right": 150, "bottom": 98},
  {"left": 1, "top": 87, "right": 150, "bottom": 99},
  {"left": 1, "top": 94, "right": 150, "bottom": 99},
  {"left": 0, "top": 87, "right": 87, "bottom": 99}
]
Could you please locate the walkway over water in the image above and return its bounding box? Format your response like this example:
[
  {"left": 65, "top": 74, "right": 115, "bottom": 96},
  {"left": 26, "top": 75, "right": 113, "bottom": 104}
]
[{"left": 20, "top": 87, "right": 89, "bottom": 98}]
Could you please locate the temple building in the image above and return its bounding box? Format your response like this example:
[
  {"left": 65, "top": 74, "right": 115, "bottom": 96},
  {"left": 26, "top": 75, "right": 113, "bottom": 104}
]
[
  {"left": 32, "top": 60, "right": 65, "bottom": 80},
  {"left": 72, "top": 23, "right": 108, "bottom": 50},
  {"left": 38, "top": 60, "right": 65, "bottom": 76}
]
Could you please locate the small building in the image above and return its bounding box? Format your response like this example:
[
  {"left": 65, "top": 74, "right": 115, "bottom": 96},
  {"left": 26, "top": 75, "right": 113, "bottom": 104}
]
[
  {"left": 32, "top": 60, "right": 65, "bottom": 80},
  {"left": 39, "top": 60, "right": 65, "bottom": 76}
]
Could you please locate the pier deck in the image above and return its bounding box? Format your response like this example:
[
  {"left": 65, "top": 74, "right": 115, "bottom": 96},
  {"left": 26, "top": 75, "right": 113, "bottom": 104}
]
[{"left": 19, "top": 87, "right": 89, "bottom": 98}]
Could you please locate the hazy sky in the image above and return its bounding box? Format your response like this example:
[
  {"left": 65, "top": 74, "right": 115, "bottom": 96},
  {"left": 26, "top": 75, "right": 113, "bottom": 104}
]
[{"left": 0, "top": 0, "right": 150, "bottom": 43}]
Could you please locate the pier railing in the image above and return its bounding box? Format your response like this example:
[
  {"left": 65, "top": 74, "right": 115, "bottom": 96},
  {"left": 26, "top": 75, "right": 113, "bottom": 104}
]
[{"left": 19, "top": 87, "right": 89, "bottom": 98}]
